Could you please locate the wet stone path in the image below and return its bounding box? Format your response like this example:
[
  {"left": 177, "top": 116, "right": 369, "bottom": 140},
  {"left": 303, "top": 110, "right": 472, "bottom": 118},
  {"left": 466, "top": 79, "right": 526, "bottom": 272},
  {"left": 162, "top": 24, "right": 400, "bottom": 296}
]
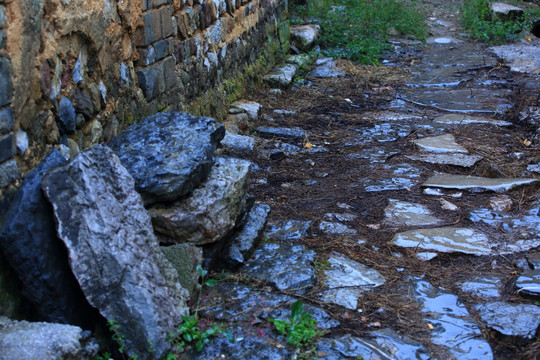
[{"left": 186, "top": 1, "right": 540, "bottom": 359}]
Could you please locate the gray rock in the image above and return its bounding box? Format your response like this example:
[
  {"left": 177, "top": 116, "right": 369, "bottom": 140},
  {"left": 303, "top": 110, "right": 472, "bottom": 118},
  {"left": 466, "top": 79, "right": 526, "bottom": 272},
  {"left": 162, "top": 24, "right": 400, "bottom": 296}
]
[
  {"left": 412, "top": 134, "right": 468, "bottom": 153},
  {"left": 256, "top": 126, "right": 308, "bottom": 140},
  {"left": 0, "top": 132, "right": 15, "bottom": 163},
  {"left": 0, "top": 317, "right": 98, "bottom": 360},
  {"left": 405, "top": 153, "right": 483, "bottom": 167},
  {"left": 221, "top": 131, "right": 255, "bottom": 157},
  {"left": 264, "top": 219, "right": 312, "bottom": 241},
  {"left": 160, "top": 243, "right": 203, "bottom": 296},
  {"left": 224, "top": 204, "right": 271, "bottom": 268},
  {"left": 74, "top": 88, "right": 94, "bottom": 120},
  {"left": 263, "top": 63, "right": 298, "bottom": 88},
  {"left": 0, "top": 58, "right": 12, "bottom": 108},
  {"left": 0, "top": 149, "right": 91, "bottom": 326},
  {"left": 490, "top": 43, "right": 540, "bottom": 74},
  {"left": 434, "top": 113, "right": 512, "bottom": 126},
  {"left": 0, "top": 158, "right": 18, "bottom": 187},
  {"left": 108, "top": 112, "right": 225, "bottom": 205},
  {"left": 362, "top": 163, "right": 422, "bottom": 192},
  {"left": 57, "top": 96, "right": 76, "bottom": 134},
  {"left": 515, "top": 269, "right": 540, "bottom": 297},
  {"left": 474, "top": 302, "right": 540, "bottom": 342},
  {"left": 457, "top": 275, "right": 504, "bottom": 299},
  {"left": 243, "top": 242, "right": 316, "bottom": 294},
  {"left": 229, "top": 100, "right": 261, "bottom": 121},
  {"left": 491, "top": 2, "right": 523, "bottom": 21},
  {"left": 392, "top": 227, "right": 492, "bottom": 255},
  {"left": 41, "top": 145, "right": 189, "bottom": 359},
  {"left": 290, "top": 24, "right": 320, "bottom": 52},
  {"left": 310, "top": 58, "right": 345, "bottom": 78},
  {"left": 345, "top": 146, "right": 399, "bottom": 163},
  {"left": 527, "top": 252, "right": 540, "bottom": 269},
  {"left": 318, "top": 331, "right": 430, "bottom": 360},
  {"left": 0, "top": 106, "right": 13, "bottom": 135},
  {"left": 149, "top": 157, "right": 251, "bottom": 245},
  {"left": 423, "top": 172, "right": 539, "bottom": 192},
  {"left": 407, "top": 279, "right": 493, "bottom": 359},
  {"left": 319, "top": 252, "right": 385, "bottom": 310},
  {"left": 16, "top": 129, "right": 28, "bottom": 154},
  {"left": 383, "top": 199, "right": 443, "bottom": 227},
  {"left": 319, "top": 221, "right": 357, "bottom": 236}
]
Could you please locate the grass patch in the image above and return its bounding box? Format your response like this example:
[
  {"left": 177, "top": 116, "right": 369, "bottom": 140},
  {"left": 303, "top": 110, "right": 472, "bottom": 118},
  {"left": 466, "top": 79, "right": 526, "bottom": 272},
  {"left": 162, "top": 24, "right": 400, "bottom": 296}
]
[
  {"left": 291, "top": 0, "right": 427, "bottom": 64},
  {"left": 461, "top": 0, "right": 540, "bottom": 45}
]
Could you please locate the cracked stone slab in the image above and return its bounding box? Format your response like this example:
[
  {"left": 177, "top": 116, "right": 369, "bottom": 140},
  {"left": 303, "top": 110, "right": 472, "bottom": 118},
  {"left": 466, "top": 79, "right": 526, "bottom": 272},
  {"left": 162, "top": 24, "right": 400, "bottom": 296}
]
[
  {"left": 434, "top": 113, "right": 512, "bottom": 126},
  {"left": 383, "top": 199, "right": 443, "bottom": 227},
  {"left": 423, "top": 173, "right": 539, "bottom": 193},
  {"left": 319, "top": 252, "right": 385, "bottom": 310},
  {"left": 413, "top": 134, "right": 468, "bottom": 153},
  {"left": 515, "top": 269, "right": 540, "bottom": 297},
  {"left": 474, "top": 302, "right": 540, "bottom": 343},
  {"left": 406, "top": 153, "right": 483, "bottom": 167},
  {"left": 391, "top": 227, "right": 493, "bottom": 255},
  {"left": 457, "top": 275, "right": 504, "bottom": 299}
]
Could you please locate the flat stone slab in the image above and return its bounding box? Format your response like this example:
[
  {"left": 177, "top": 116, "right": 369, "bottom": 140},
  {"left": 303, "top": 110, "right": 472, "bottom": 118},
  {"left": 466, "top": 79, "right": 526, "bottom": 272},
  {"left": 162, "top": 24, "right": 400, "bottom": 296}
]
[
  {"left": 423, "top": 173, "right": 539, "bottom": 193},
  {"left": 319, "top": 221, "right": 357, "bottom": 236},
  {"left": 434, "top": 113, "right": 512, "bottom": 126},
  {"left": 317, "top": 331, "right": 430, "bottom": 360},
  {"left": 491, "top": 2, "right": 524, "bottom": 20},
  {"left": 362, "top": 163, "right": 423, "bottom": 192},
  {"left": 383, "top": 199, "right": 443, "bottom": 227},
  {"left": 255, "top": 126, "right": 308, "bottom": 140},
  {"left": 149, "top": 157, "right": 251, "bottom": 245},
  {"left": 474, "top": 302, "right": 540, "bottom": 342},
  {"left": 345, "top": 146, "right": 399, "bottom": 163},
  {"left": 457, "top": 275, "right": 504, "bottom": 299},
  {"left": 108, "top": 112, "right": 225, "bottom": 204},
  {"left": 263, "top": 63, "right": 298, "bottom": 88},
  {"left": 310, "top": 58, "right": 345, "bottom": 78},
  {"left": 229, "top": 100, "right": 261, "bottom": 121},
  {"left": 41, "top": 145, "right": 189, "bottom": 359},
  {"left": 392, "top": 227, "right": 492, "bottom": 255},
  {"left": 243, "top": 242, "right": 316, "bottom": 294},
  {"left": 348, "top": 123, "right": 414, "bottom": 145},
  {"left": 515, "top": 269, "right": 540, "bottom": 297},
  {"left": 221, "top": 131, "right": 255, "bottom": 157},
  {"left": 406, "top": 153, "right": 483, "bottom": 167},
  {"left": 490, "top": 44, "right": 540, "bottom": 74},
  {"left": 407, "top": 279, "right": 493, "bottom": 359},
  {"left": 0, "top": 317, "right": 98, "bottom": 360},
  {"left": 264, "top": 219, "right": 311, "bottom": 241},
  {"left": 413, "top": 134, "right": 468, "bottom": 153},
  {"left": 319, "top": 252, "right": 385, "bottom": 310}
]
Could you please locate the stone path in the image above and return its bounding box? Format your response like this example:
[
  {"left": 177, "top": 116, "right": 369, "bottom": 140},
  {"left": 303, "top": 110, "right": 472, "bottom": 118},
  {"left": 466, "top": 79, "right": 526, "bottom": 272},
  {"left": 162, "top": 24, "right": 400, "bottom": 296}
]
[{"left": 187, "top": 1, "right": 540, "bottom": 359}]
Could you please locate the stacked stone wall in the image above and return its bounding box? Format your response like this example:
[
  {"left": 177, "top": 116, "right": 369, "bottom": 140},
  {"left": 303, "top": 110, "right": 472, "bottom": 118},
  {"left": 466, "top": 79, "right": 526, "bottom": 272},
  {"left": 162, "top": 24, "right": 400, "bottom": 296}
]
[{"left": 0, "top": 0, "right": 289, "bottom": 217}]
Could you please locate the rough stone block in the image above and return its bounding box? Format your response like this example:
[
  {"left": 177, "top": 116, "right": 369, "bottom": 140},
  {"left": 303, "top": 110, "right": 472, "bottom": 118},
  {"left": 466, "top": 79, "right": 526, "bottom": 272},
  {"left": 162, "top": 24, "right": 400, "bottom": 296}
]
[
  {"left": 41, "top": 145, "right": 189, "bottom": 359},
  {"left": 0, "top": 106, "right": 13, "bottom": 135},
  {"left": 154, "top": 38, "right": 171, "bottom": 60},
  {"left": 0, "top": 58, "right": 12, "bottom": 107},
  {"left": 0, "top": 133, "right": 15, "bottom": 163},
  {"left": 160, "top": 243, "right": 202, "bottom": 295},
  {"left": 162, "top": 56, "right": 177, "bottom": 90},
  {"left": 142, "top": 0, "right": 152, "bottom": 11},
  {"left": 137, "top": 46, "right": 156, "bottom": 67},
  {"left": 0, "top": 158, "right": 18, "bottom": 188},
  {"left": 136, "top": 61, "right": 164, "bottom": 100},
  {"left": 141, "top": 10, "right": 162, "bottom": 46},
  {"left": 160, "top": 5, "right": 174, "bottom": 38}
]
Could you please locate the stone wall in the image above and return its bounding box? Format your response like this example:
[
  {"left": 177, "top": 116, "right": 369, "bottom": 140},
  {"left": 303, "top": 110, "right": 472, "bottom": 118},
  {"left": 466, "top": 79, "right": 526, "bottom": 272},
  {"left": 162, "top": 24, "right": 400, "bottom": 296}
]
[{"left": 0, "top": 0, "right": 289, "bottom": 217}]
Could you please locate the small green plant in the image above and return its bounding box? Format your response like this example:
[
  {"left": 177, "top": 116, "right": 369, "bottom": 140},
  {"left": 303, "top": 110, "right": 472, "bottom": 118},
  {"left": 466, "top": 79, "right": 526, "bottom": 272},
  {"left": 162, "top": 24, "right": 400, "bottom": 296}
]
[
  {"left": 291, "top": 0, "right": 427, "bottom": 64},
  {"left": 268, "top": 300, "right": 321, "bottom": 348},
  {"left": 167, "top": 265, "right": 223, "bottom": 355}
]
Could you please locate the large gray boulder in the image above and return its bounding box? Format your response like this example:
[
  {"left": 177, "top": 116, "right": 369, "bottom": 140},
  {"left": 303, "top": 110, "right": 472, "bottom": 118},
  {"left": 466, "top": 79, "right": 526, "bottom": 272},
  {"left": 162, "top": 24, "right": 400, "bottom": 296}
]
[
  {"left": 0, "top": 316, "right": 98, "bottom": 360},
  {"left": 0, "top": 149, "right": 92, "bottom": 326},
  {"left": 108, "top": 112, "right": 225, "bottom": 205},
  {"left": 149, "top": 156, "right": 251, "bottom": 245},
  {"left": 41, "top": 145, "right": 189, "bottom": 360}
]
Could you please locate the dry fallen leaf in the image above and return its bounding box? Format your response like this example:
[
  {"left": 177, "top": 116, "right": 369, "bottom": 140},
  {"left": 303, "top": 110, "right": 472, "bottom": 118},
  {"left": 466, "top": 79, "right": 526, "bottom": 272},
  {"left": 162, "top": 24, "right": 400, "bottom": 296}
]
[
  {"left": 304, "top": 142, "right": 312, "bottom": 149},
  {"left": 427, "top": 323, "right": 434, "bottom": 330}
]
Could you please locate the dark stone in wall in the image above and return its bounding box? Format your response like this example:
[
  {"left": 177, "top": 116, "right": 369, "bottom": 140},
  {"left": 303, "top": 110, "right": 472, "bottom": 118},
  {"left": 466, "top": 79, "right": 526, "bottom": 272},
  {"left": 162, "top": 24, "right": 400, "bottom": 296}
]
[
  {"left": 0, "top": 133, "right": 15, "bottom": 163},
  {"left": 74, "top": 88, "right": 94, "bottom": 121},
  {"left": 0, "top": 58, "right": 12, "bottom": 108},
  {"left": 142, "top": 10, "right": 162, "bottom": 46},
  {"left": 0, "top": 159, "right": 18, "bottom": 188},
  {"left": 0, "top": 107, "right": 13, "bottom": 135},
  {"left": 0, "top": 149, "right": 94, "bottom": 327},
  {"left": 136, "top": 62, "right": 163, "bottom": 100},
  {"left": 57, "top": 96, "right": 76, "bottom": 134},
  {"left": 153, "top": 38, "right": 170, "bottom": 61}
]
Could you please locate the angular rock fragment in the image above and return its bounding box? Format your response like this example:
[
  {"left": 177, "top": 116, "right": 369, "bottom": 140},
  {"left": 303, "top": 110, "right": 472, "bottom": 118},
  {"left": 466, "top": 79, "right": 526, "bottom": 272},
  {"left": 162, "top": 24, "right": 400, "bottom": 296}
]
[
  {"left": 108, "top": 112, "right": 225, "bottom": 204},
  {"left": 457, "top": 275, "right": 504, "bottom": 299},
  {"left": 474, "top": 302, "right": 540, "bottom": 343},
  {"left": 319, "top": 221, "right": 357, "bottom": 236},
  {"left": 434, "top": 113, "right": 512, "bottom": 126},
  {"left": 229, "top": 100, "right": 261, "bottom": 121},
  {"left": 264, "top": 219, "right": 312, "bottom": 241},
  {"left": 263, "top": 63, "right": 298, "bottom": 88},
  {"left": 491, "top": 2, "right": 523, "bottom": 21},
  {"left": 406, "top": 153, "right": 483, "bottom": 167},
  {"left": 392, "top": 227, "right": 492, "bottom": 255},
  {"left": 0, "top": 317, "right": 98, "bottom": 360},
  {"left": 412, "top": 134, "right": 468, "bottom": 153},
  {"left": 383, "top": 199, "right": 443, "bottom": 227},
  {"left": 423, "top": 173, "right": 539, "bottom": 192},
  {"left": 255, "top": 126, "right": 308, "bottom": 140},
  {"left": 243, "top": 242, "right": 316, "bottom": 294},
  {"left": 290, "top": 24, "right": 320, "bottom": 51},
  {"left": 221, "top": 131, "right": 255, "bottom": 157},
  {"left": 223, "top": 204, "right": 271, "bottom": 268},
  {"left": 161, "top": 243, "right": 203, "bottom": 295},
  {"left": 0, "top": 149, "right": 92, "bottom": 326},
  {"left": 310, "top": 58, "right": 345, "bottom": 78},
  {"left": 149, "top": 157, "right": 251, "bottom": 245},
  {"left": 41, "top": 145, "right": 188, "bottom": 359},
  {"left": 515, "top": 269, "right": 540, "bottom": 297}
]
